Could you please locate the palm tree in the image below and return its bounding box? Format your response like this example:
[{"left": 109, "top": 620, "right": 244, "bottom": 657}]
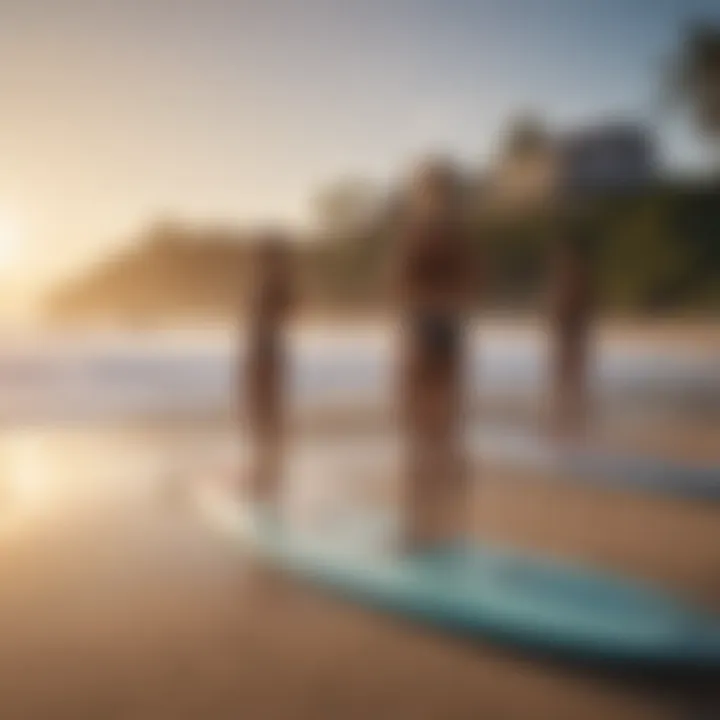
[{"left": 668, "top": 23, "right": 720, "bottom": 149}]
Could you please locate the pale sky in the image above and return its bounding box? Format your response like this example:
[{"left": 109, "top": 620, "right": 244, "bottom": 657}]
[{"left": 0, "top": 0, "right": 718, "bottom": 307}]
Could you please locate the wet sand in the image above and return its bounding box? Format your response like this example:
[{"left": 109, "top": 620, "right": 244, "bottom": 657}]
[{"left": 0, "top": 427, "right": 718, "bottom": 719}]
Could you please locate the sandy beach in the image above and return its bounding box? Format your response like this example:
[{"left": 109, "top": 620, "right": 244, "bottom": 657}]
[{"left": 0, "top": 420, "right": 717, "bottom": 720}]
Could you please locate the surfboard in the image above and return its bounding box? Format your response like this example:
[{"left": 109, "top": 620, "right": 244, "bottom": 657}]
[{"left": 200, "top": 491, "right": 720, "bottom": 670}]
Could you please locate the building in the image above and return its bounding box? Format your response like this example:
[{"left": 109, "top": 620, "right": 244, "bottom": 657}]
[
  {"left": 558, "top": 122, "right": 657, "bottom": 199},
  {"left": 483, "top": 120, "right": 657, "bottom": 216}
]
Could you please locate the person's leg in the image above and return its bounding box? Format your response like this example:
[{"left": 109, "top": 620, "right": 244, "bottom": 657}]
[
  {"left": 551, "top": 323, "right": 589, "bottom": 439},
  {"left": 250, "top": 434, "right": 282, "bottom": 508},
  {"left": 403, "top": 361, "right": 469, "bottom": 550},
  {"left": 247, "top": 347, "right": 284, "bottom": 510}
]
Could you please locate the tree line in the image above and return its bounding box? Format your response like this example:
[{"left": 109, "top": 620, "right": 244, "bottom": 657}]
[{"left": 48, "top": 23, "right": 719, "bottom": 322}]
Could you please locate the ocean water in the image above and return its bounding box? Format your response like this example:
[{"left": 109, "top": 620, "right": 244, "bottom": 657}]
[{"left": 0, "top": 326, "right": 717, "bottom": 425}]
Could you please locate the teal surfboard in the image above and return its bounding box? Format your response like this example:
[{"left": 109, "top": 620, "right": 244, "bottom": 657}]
[{"left": 200, "top": 492, "right": 720, "bottom": 670}]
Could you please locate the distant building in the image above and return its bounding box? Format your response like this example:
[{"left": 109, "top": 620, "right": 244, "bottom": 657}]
[
  {"left": 482, "top": 121, "right": 657, "bottom": 215},
  {"left": 558, "top": 122, "right": 657, "bottom": 198}
]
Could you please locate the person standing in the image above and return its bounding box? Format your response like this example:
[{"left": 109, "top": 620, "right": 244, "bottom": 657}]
[
  {"left": 548, "top": 220, "right": 595, "bottom": 440},
  {"left": 243, "top": 232, "right": 294, "bottom": 510},
  {"left": 392, "top": 158, "right": 477, "bottom": 550}
]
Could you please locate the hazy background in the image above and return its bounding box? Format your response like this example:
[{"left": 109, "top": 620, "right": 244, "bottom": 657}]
[{"left": 0, "top": 0, "right": 718, "bottom": 323}]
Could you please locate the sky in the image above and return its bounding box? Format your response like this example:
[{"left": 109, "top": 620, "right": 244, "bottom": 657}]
[{"left": 0, "top": 0, "right": 718, "bottom": 306}]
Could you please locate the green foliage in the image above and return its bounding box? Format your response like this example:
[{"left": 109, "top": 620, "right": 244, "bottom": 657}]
[
  {"left": 599, "top": 185, "right": 720, "bottom": 312},
  {"left": 667, "top": 22, "right": 720, "bottom": 140},
  {"left": 312, "top": 178, "right": 383, "bottom": 241}
]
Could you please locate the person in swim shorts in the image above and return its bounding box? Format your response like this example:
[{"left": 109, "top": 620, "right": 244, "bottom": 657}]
[{"left": 392, "top": 158, "right": 477, "bottom": 549}]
